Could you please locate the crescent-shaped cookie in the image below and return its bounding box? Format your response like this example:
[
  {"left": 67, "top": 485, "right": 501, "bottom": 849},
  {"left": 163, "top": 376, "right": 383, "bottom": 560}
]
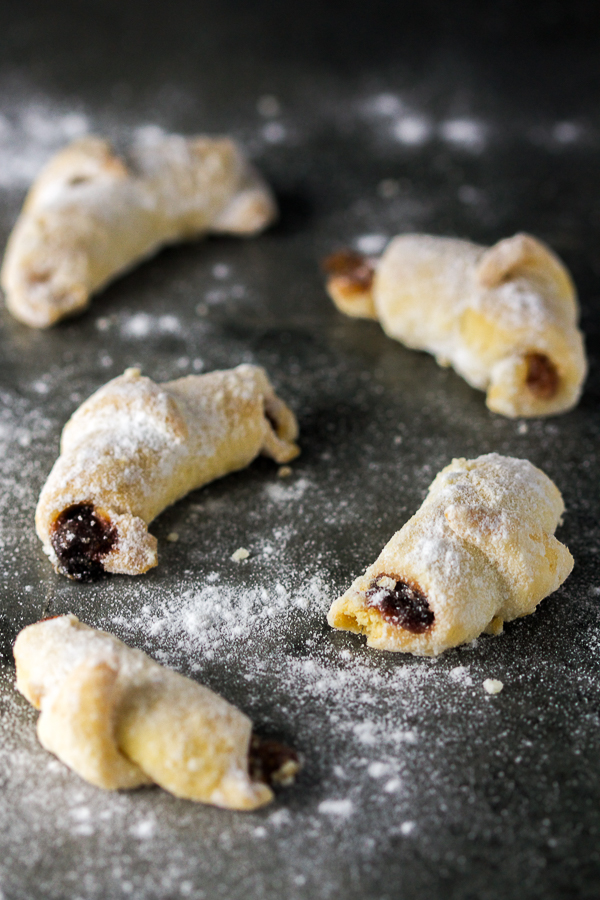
[
  {"left": 327, "top": 453, "right": 573, "bottom": 656},
  {"left": 14, "top": 615, "right": 299, "bottom": 809},
  {"left": 324, "top": 234, "right": 587, "bottom": 417},
  {"left": 36, "top": 364, "right": 299, "bottom": 580},
  {"left": 2, "top": 132, "right": 277, "bottom": 327}
]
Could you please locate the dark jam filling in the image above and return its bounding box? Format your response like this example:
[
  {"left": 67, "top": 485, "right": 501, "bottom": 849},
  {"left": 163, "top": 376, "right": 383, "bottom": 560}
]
[
  {"left": 248, "top": 735, "right": 300, "bottom": 787},
  {"left": 322, "top": 249, "right": 375, "bottom": 293},
  {"left": 525, "top": 352, "right": 559, "bottom": 400},
  {"left": 366, "top": 576, "right": 434, "bottom": 634},
  {"left": 50, "top": 503, "right": 117, "bottom": 582}
]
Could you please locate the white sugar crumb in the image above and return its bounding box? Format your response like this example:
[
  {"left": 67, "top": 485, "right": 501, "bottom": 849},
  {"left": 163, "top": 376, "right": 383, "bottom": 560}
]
[
  {"left": 121, "top": 313, "right": 182, "bottom": 339},
  {"left": 393, "top": 115, "right": 432, "bottom": 146},
  {"left": 439, "top": 118, "right": 486, "bottom": 151},
  {"left": 318, "top": 799, "right": 354, "bottom": 818},
  {"left": 166, "top": 532, "right": 179, "bottom": 542},
  {"left": 355, "top": 233, "right": 388, "bottom": 255},
  {"left": 400, "top": 821, "right": 416, "bottom": 836},
  {"left": 449, "top": 665, "right": 473, "bottom": 686},
  {"left": 483, "top": 678, "right": 504, "bottom": 695},
  {"left": 129, "top": 817, "right": 156, "bottom": 840},
  {"left": 231, "top": 547, "right": 250, "bottom": 561}
]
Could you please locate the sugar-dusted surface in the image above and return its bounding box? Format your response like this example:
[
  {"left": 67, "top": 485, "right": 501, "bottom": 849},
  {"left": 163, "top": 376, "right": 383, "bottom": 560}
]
[{"left": 1, "top": 2, "right": 600, "bottom": 899}]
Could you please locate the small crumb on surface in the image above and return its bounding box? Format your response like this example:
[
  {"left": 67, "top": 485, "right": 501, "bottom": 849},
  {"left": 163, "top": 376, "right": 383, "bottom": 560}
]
[
  {"left": 483, "top": 678, "right": 504, "bottom": 695},
  {"left": 278, "top": 466, "right": 292, "bottom": 478},
  {"left": 517, "top": 422, "right": 528, "bottom": 435},
  {"left": 166, "top": 532, "right": 179, "bottom": 543},
  {"left": 231, "top": 547, "right": 250, "bottom": 562}
]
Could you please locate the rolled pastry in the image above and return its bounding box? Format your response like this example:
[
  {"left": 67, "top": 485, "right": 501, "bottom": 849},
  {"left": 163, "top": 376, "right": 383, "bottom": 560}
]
[
  {"left": 323, "top": 234, "right": 587, "bottom": 417},
  {"left": 327, "top": 453, "right": 573, "bottom": 656},
  {"left": 36, "top": 364, "right": 299, "bottom": 580},
  {"left": 2, "top": 132, "right": 277, "bottom": 327},
  {"left": 14, "top": 615, "right": 299, "bottom": 808}
]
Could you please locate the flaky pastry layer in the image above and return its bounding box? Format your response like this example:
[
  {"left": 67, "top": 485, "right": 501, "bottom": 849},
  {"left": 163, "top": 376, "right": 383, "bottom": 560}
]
[
  {"left": 328, "top": 453, "right": 573, "bottom": 656},
  {"left": 14, "top": 615, "right": 298, "bottom": 809},
  {"left": 2, "top": 132, "right": 277, "bottom": 327},
  {"left": 36, "top": 364, "right": 299, "bottom": 579},
  {"left": 324, "top": 234, "right": 587, "bottom": 417}
]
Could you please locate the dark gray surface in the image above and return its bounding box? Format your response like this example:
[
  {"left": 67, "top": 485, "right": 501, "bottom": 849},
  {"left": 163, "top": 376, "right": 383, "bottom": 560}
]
[{"left": 1, "top": 3, "right": 600, "bottom": 898}]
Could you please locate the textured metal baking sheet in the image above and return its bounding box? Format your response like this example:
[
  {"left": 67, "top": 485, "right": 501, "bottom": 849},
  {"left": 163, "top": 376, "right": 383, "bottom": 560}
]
[{"left": 1, "top": 3, "right": 600, "bottom": 898}]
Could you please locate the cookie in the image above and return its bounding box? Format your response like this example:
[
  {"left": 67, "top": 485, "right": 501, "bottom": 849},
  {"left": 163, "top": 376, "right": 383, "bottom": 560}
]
[
  {"left": 324, "top": 234, "right": 586, "bottom": 417},
  {"left": 36, "top": 364, "right": 299, "bottom": 579},
  {"left": 2, "top": 132, "right": 277, "bottom": 327},
  {"left": 327, "top": 453, "right": 573, "bottom": 655},
  {"left": 14, "top": 615, "right": 299, "bottom": 809}
]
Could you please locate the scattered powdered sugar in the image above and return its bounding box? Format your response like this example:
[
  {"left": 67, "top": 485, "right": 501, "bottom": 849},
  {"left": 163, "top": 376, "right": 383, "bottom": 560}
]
[
  {"left": 354, "top": 234, "right": 388, "bottom": 255},
  {"left": 0, "top": 72, "right": 597, "bottom": 900},
  {"left": 392, "top": 115, "right": 433, "bottom": 146},
  {"left": 0, "top": 97, "right": 89, "bottom": 190},
  {"left": 448, "top": 665, "right": 473, "bottom": 686},
  {"left": 121, "top": 313, "right": 183, "bottom": 339},
  {"left": 438, "top": 118, "right": 486, "bottom": 151},
  {"left": 318, "top": 799, "right": 354, "bottom": 818}
]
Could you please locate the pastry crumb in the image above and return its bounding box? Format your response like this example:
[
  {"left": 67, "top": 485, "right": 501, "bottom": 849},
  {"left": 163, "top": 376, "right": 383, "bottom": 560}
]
[
  {"left": 166, "top": 532, "right": 179, "bottom": 543},
  {"left": 483, "top": 678, "right": 504, "bottom": 695},
  {"left": 277, "top": 466, "right": 292, "bottom": 478},
  {"left": 231, "top": 547, "right": 250, "bottom": 562}
]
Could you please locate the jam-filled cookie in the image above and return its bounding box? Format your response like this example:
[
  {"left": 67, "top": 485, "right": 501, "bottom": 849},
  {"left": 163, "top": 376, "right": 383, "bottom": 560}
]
[
  {"left": 323, "top": 234, "right": 586, "bottom": 417},
  {"left": 36, "top": 364, "right": 299, "bottom": 580},
  {"left": 14, "top": 615, "right": 299, "bottom": 809},
  {"left": 2, "top": 132, "right": 277, "bottom": 327},
  {"left": 327, "top": 453, "right": 573, "bottom": 656}
]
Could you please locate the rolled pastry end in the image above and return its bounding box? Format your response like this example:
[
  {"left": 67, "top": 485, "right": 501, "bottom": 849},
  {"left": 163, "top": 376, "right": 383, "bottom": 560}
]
[
  {"left": 328, "top": 574, "right": 439, "bottom": 655},
  {"left": 486, "top": 348, "right": 585, "bottom": 417},
  {"left": 322, "top": 250, "right": 378, "bottom": 319},
  {"left": 261, "top": 392, "right": 301, "bottom": 464},
  {"left": 47, "top": 503, "right": 157, "bottom": 580}
]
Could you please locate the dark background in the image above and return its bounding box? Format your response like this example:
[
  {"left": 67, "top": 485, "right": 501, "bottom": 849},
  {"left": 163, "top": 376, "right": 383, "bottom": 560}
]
[{"left": 0, "top": 2, "right": 599, "bottom": 899}]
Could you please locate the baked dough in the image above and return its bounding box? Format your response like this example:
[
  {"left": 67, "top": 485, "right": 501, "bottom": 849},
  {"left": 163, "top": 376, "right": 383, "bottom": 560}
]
[
  {"left": 14, "top": 615, "right": 299, "bottom": 808},
  {"left": 36, "top": 364, "right": 299, "bottom": 580},
  {"left": 327, "top": 453, "right": 573, "bottom": 656},
  {"left": 323, "top": 234, "right": 587, "bottom": 417},
  {"left": 2, "top": 132, "right": 277, "bottom": 327}
]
